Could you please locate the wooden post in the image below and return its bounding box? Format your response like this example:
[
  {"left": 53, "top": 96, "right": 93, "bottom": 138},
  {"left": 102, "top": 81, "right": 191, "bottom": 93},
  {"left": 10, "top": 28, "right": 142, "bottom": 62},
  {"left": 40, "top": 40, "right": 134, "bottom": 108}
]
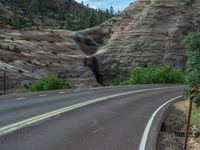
[
  {"left": 184, "top": 87, "right": 196, "bottom": 149},
  {"left": 3, "top": 72, "right": 6, "bottom": 95}
]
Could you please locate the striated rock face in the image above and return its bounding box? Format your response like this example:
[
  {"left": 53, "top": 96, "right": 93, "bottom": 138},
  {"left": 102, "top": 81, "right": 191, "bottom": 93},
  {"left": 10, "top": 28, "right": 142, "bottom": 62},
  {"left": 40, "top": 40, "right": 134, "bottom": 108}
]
[
  {"left": 1, "top": 0, "right": 200, "bottom": 90},
  {"left": 0, "top": 29, "right": 99, "bottom": 91},
  {"left": 90, "top": 0, "right": 200, "bottom": 83}
]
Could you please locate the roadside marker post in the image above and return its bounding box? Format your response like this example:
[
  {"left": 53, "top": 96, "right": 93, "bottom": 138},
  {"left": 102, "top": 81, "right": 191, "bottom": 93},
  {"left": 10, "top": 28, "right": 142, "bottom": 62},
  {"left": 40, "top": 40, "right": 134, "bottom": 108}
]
[
  {"left": 0, "top": 72, "right": 6, "bottom": 95},
  {"left": 184, "top": 86, "right": 196, "bottom": 150},
  {"left": 3, "top": 72, "right": 6, "bottom": 95}
]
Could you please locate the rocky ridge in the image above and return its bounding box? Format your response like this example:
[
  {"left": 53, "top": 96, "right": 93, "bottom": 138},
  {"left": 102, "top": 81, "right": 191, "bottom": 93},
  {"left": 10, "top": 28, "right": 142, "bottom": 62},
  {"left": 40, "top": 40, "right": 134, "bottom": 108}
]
[
  {"left": 0, "top": 29, "right": 99, "bottom": 91},
  {"left": 0, "top": 0, "right": 200, "bottom": 91},
  {"left": 87, "top": 0, "right": 200, "bottom": 82}
]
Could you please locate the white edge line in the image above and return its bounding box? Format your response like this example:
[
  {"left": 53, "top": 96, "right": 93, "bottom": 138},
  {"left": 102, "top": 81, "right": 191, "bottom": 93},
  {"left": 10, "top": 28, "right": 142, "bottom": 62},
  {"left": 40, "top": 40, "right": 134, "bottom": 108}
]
[
  {"left": 74, "top": 89, "right": 81, "bottom": 92},
  {"left": 15, "top": 97, "right": 25, "bottom": 101},
  {"left": 0, "top": 86, "right": 183, "bottom": 136},
  {"left": 138, "top": 95, "right": 183, "bottom": 150},
  {"left": 58, "top": 92, "right": 65, "bottom": 94},
  {"left": 39, "top": 94, "right": 47, "bottom": 97}
]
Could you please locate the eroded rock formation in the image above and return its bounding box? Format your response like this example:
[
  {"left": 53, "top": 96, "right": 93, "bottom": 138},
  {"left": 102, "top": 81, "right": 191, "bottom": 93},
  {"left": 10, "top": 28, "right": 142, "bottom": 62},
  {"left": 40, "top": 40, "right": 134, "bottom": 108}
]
[
  {"left": 0, "top": 29, "right": 99, "bottom": 91},
  {"left": 0, "top": 0, "right": 200, "bottom": 90},
  {"left": 89, "top": 0, "right": 200, "bottom": 82}
]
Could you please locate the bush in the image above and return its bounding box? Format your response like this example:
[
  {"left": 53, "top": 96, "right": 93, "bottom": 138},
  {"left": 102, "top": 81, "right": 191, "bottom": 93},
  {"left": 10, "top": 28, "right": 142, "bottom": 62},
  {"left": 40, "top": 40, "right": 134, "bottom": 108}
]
[
  {"left": 19, "top": 74, "right": 74, "bottom": 92},
  {"left": 112, "top": 65, "right": 185, "bottom": 85},
  {"left": 184, "top": 32, "right": 200, "bottom": 105}
]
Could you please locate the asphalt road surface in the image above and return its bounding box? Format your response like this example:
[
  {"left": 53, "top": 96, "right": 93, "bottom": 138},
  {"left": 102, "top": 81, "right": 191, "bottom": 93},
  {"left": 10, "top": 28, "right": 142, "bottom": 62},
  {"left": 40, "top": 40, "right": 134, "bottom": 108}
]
[{"left": 0, "top": 84, "right": 183, "bottom": 150}]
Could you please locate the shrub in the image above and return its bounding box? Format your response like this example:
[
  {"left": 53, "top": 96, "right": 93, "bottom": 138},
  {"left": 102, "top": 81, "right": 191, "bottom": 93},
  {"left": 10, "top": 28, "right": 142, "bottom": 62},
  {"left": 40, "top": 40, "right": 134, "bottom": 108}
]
[
  {"left": 112, "top": 65, "right": 185, "bottom": 85},
  {"left": 19, "top": 74, "right": 74, "bottom": 92},
  {"left": 184, "top": 32, "right": 200, "bottom": 105}
]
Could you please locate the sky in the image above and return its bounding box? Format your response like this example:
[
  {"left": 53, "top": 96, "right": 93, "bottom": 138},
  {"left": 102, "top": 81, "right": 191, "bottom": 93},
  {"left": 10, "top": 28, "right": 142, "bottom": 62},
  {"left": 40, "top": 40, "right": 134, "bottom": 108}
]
[{"left": 75, "top": 0, "right": 134, "bottom": 12}]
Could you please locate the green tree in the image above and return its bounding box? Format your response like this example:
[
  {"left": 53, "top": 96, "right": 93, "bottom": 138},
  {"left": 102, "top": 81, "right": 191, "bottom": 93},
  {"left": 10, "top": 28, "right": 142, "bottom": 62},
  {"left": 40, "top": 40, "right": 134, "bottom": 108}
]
[
  {"left": 109, "top": 6, "right": 114, "bottom": 15},
  {"left": 77, "top": 10, "right": 86, "bottom": 29},
  {"left": 30, "top": 0, "right": 44, "bottom": 15},
  {"left": 184, "top": 32, "right": 200, "bottom": 105},
  {"left": 81, "top": 9, "right": 90, "bottom": 28},
  {"left": 65, "top": 16, "right": 73, "bottom": 30},
  {"left": 105, "top": 8, "right": 111, "bottom": 19},
  {"left": 88, "top": 10, "right": 98, "bottom": 27},
  {"left": 18, "top": 0, "right": 28, "bottom": 9},
  {"left": 97, "top": 9, "right": 103, "bottom": 24},
  {"left": 57, "top": 5, "right": 66, "bottom": 20}
]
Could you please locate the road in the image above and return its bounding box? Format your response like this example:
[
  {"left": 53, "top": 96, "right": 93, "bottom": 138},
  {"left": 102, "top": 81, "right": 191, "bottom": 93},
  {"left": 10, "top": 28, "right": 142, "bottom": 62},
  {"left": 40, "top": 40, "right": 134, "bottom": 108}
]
[{"left": 0, "top": 84, "right": 183, "bottom": 150}]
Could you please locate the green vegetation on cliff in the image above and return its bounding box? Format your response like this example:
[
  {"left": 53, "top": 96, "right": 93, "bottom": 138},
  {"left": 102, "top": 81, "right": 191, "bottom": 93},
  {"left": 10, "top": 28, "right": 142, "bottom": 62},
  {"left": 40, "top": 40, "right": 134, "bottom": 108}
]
[
  {"left": 184, "top": 32, "right": 200, "bottom": 105},
  {"left": 19, "top": 74, "right": 74, "bottom": 92},
  {"left": 0, "top": 0, "right": 115, "bottom": 30},
  {"left": 110, "top": 65, "right": 185, "bottom": 85}
]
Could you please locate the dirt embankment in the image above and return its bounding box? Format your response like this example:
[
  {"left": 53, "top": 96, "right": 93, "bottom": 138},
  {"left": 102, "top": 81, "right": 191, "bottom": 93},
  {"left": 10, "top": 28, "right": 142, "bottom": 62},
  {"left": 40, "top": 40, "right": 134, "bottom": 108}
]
[{"left": 157, "top": 100, "right": 200, "bottom": 150}]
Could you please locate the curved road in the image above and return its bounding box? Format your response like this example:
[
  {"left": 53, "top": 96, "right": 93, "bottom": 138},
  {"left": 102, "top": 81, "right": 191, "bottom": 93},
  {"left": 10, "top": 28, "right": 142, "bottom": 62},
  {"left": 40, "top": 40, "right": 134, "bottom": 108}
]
[{"left": 0, "top": 84, "right": 183, "bottom": 150}]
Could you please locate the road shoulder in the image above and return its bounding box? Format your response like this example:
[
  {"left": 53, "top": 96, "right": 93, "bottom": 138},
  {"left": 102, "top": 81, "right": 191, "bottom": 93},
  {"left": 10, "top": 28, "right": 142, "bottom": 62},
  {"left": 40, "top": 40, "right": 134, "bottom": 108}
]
[{"left": 157, "top": 100, "right": 200, "bottom": 150}]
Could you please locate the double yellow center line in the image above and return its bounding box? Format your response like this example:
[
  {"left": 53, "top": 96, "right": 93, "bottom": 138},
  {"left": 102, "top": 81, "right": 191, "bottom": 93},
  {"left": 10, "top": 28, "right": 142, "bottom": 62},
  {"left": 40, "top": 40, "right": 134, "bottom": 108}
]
[{"left": 0, "top": 86, "right": 183, "bottom": 136}]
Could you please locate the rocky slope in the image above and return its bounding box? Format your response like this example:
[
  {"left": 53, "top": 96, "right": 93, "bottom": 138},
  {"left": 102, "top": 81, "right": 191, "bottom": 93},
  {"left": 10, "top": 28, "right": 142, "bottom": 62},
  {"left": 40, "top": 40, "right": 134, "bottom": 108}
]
[
  {"left": 0, "top": 29, "right": 99, "bottom": 91},
  {"left": 0, "top": 0, "right": 200, "bottom": 91},
  {"left": 86, "top": 0, "right": 200, "bottom": 82}
]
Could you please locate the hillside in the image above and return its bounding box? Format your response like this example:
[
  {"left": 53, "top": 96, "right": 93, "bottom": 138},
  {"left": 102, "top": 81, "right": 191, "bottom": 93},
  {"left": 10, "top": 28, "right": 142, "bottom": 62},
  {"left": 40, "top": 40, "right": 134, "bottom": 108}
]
[
  {"left": 0, "top": 0, "right": 200, "bottom": 91},
  {"left": 0, "top": 29, "right": 100, "bottom": 91},
  {"left": 88, "top": 0, "right": 200, "bottom": 83},
  {"left": 0, "top": 0, "right": 114, "bottom": 30}
]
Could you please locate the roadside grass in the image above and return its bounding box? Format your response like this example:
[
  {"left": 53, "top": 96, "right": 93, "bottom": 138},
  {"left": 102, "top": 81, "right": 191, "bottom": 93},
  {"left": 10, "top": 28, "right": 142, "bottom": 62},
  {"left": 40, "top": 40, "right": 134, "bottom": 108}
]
[
  {"left": 191, "top": 105, "right": 200, "bottom": 126},
  {"left": 174, "top": 103, "right": 200, "bottom": 127},
  {"left": 110, "top": 65, "right": 185, "bottom": 85},
  {"left": 18, "top": 74, "right": 74, "bottom": 92},
  {"left": 177, "top": 102, "right": 200, "bottom": 127},
  {"left": 183, "top": 84, "right": 200, "bottom": 124},
  {"left": 174, "top": 111, "right": 186, "bottom": 129}
]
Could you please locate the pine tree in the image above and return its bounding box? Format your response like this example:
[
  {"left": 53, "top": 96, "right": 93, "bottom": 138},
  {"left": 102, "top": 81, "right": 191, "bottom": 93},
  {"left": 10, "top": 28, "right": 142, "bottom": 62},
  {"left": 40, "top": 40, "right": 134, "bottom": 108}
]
[
  {"left": 57, "top": 5, "right": 66, "bottom": 20},
  {"left": 109, "top": 6, "right": 114, "bottom": 16},
  {"left": 98, "top": 9, "right": 103, "bottom": 24},
  {"left": 105, "top": 8, "right": 110, "bottom": 19},
  {"left": 88, "top": 9, "right": 98, "bottom": 27}
]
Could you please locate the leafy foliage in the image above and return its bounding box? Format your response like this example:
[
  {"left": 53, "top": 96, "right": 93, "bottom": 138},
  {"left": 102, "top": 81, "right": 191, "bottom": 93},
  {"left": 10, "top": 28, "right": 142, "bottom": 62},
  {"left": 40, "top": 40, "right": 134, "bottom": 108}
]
[
  {"left": 184, "top": 32, "right": 200, "bottom": 105},
  {"left": 111, "top": 65, "right": 185, "bottom": 85},
  {"left": 19, "top": 74, "right": 74, "bottom": 92}
]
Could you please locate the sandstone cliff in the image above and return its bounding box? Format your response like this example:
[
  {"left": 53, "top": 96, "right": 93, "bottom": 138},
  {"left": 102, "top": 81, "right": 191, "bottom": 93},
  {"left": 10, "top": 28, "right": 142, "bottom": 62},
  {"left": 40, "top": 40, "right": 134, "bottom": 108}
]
[
  {"left": 0, "top": 29, "right": 99, "bottom": 91},
  {"left": 1, "top": 0, "right": 200, "bottom": 91},
  {"left": 87, "top": 0, "right": 200, "bottom": 82}
]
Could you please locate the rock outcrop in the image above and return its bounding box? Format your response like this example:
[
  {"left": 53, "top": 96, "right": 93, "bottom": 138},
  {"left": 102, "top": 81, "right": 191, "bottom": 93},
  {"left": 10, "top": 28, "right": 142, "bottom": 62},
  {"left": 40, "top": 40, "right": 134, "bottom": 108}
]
[
  {"left": 0, "top": 29, "right": 99, "bottom": 91},
  {"left": 88, "top": 0, "right": 200, "bottom": 83},
  {"left": 1, "top": 0, "right": 200, "bottom": 90}
]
